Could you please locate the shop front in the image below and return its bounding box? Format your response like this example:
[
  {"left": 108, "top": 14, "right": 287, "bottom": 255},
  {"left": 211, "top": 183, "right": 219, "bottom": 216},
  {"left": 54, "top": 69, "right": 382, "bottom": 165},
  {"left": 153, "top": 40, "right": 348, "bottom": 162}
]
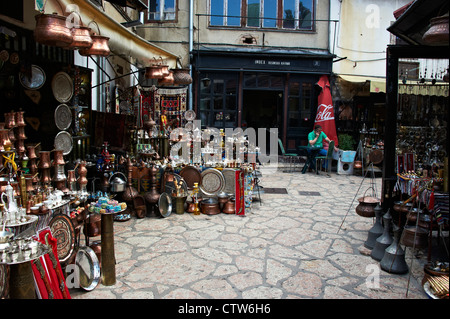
[{"left": 192, "top": 49, "right": 333, "bottom": 153}]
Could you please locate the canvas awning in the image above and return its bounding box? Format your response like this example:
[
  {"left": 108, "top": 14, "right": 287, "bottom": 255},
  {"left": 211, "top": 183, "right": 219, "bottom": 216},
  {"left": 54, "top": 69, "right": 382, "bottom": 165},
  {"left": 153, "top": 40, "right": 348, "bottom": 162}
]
[
  {"left": 43, "top": 0, "right": 178, "bottom": 68},
  {"left": 337, "top": 74, "right": 386, "bottom": 94}
]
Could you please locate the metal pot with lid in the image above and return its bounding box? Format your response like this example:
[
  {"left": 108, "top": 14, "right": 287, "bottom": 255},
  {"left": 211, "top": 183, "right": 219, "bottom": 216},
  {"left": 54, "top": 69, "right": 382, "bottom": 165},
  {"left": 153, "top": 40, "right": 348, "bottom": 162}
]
[{"left": 109, "top": 172, "right": 127, "bottom": 193}]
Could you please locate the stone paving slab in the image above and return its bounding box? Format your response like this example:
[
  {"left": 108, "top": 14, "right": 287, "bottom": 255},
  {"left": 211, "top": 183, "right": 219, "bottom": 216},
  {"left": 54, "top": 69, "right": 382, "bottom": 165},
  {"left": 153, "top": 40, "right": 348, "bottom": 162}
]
[{"left": 70, "top": 167, "right": 431, "bottom": 300}]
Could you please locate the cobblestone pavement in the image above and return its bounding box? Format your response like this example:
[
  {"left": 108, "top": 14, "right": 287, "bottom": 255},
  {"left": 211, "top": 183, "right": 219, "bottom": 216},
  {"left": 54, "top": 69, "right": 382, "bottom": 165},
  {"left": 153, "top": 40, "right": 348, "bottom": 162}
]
[{"left": 70, "top": 165, "right": 430, "bottom": 300}]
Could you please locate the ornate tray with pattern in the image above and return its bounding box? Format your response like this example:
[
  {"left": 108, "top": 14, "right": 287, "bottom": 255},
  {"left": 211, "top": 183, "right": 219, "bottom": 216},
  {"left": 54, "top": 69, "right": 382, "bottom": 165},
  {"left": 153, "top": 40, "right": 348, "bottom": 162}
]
[
  {"left": 54, "top": 104, "right": 72, "bottom": 131},
  {"left": 200, "top": 168, "right": 225, "bottom": 196},
  {"left": 222, "top": 168, "right": 237, "bottom": 195},
  {"left": 19, "top": 65, "right": 46, "bottom": 90},
  {"left": 49, "top": 214, "right": 76, "bottom": 264},
  {"left": 54, "top": 131, "right": 73, "bottom": 155},
  {"left": 51, "top": 71, "right": 73, "bottom": 103},
  {"left": 179, "top": 165, "right": 202, "bottom": 189}
]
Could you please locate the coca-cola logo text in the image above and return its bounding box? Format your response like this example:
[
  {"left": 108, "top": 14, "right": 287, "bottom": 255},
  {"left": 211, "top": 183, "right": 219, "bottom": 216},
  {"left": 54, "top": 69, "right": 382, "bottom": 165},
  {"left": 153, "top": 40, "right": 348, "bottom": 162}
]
[{"left": 315, "top": 104, "right": 335, "bottom": 122}]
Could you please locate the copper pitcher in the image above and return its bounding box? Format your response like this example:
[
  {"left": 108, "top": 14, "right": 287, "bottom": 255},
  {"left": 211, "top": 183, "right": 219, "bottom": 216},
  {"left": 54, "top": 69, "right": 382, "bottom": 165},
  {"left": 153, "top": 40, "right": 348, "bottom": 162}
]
[
  {"left": 8, "top": 128, "right": 15, "bottom": 144},
  {"left": 15, "top": 139, "right": 26, "bottom": 154},
  {"left": 4, "top": 111, "right": 16, "bottom": 129},
  {"left": 53, "top": 150, "right": 65, "bottom": 166},
  {"left": 27, "top": 145, "right": 38, "bottom": 159},
  {"left": 34, "top": 13, "right": 73, "bottom": 48},
  {"left": 16, "top": 126, "right": 27, "bottom": 139},
  {"left": 38, "top": 151, "right": 51, "bottom": 169},
  {"left": 145, "top": 65, "right": 164, "bottom": 79},
  {"left": 40, "top": 168, "right": 52, "bottom": 184},
  {"left": 67, "top": 13, "right": 93, "bottom": 50},
  {"left": 14, "top": 111, "right": 26, "bottom": 127},
  {"left": 0, "top": 129, "right": 12, "bottom": 151}
]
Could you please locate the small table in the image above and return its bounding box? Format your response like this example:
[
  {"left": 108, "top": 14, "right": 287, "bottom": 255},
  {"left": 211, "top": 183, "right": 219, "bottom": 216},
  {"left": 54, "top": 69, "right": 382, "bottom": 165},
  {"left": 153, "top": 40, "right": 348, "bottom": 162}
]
[{"left": 298, "top": 146, "right": 322, "bottom": 174}]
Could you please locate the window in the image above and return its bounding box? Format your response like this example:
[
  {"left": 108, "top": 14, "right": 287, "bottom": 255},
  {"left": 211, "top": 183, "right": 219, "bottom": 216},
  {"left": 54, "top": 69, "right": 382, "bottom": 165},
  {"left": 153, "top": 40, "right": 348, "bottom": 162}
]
[
  {"left": 210, "top": 0, "right": 242, "bottom": 26},
  {"left": 210, "top": 0, "right": 314, "bottom": 30},
  {"left": 147, "top": 0, "right": 176, "bottom": 22}
]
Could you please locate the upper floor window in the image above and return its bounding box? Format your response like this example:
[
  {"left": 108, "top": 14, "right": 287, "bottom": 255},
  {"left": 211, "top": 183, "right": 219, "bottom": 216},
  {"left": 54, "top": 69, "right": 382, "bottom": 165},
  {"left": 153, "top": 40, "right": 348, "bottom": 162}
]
[
  {"left": 209, "top": 0, "right": 314, "bottom": 30},
  {"left": 147, "top": 0, "right": 177, "bottom": 22}
]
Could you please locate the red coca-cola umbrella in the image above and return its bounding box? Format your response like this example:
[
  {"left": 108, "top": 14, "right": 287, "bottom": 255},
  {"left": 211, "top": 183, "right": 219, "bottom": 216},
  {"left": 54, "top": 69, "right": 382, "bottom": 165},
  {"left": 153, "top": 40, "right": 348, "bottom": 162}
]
[{"left": 314, "top": 75, "right": 338, "bottom": 147}]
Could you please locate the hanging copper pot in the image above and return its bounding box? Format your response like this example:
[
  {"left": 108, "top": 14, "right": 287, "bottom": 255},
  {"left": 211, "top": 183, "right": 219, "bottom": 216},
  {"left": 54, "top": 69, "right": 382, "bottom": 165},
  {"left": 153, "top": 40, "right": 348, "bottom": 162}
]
[
  {"left": 355, "top": 188, "right": 379, "bottom": 218},
  {"left": 422, "top": 13, "right": 449, "bottom": 46},
  {"left": 400, "top": 225, "right": 429, "bottom": 249},
  {"left": 145, "top": 65, "right": 164, "bottom": 79},
  {"left": 78, "top": 21, "right": 109, "bottom": 57},
  {"left": 172, "top": 68, "right": 193, "bottom": 85},
  {"left": 34, "top": 13, "right": 73, "bottom": 48},
  {"left": 68, "top": 26, "right": 93, "bottom": 50},
  {"left": 27, "top": 145, "right": 38, "bottom": 159},
  {"left": 158, "top": 70, "right": 174, "bottom": 85},
  {"left": 159, "top": 64, "right": 170, "bottom": 77}
]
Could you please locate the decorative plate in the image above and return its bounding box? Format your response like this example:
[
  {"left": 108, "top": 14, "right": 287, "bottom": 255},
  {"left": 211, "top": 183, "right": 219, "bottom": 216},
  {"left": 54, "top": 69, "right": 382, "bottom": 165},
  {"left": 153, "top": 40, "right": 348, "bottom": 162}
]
[
  {"left": 54, "top": 131, "right": 73, "bottom": 155},
  {"left": 75, "top": 246, "right": 100, "bottom": 291},
  {"left": 19, "top": 65, "right": 46, "bottom": 90},
  {"left": 179, "top": 165, "right": 202, "bottom": 189},
  {"left": 158, "top": 192, "right": 173, "bottom": 218},
  {"left": 54, "top": 104, "right": 72, "bottom": 131},
  {"left": 200, "top": 168, "right": 225, "bottom": 196},
  {"left": 49, "top": 214, "right": 76, "bottom": 264},
  {"left": 52, "top": 71, "right": 73, "bottom": 103},
  {"left": 184, "top": 109, "right": 196, "bottom": 121}
]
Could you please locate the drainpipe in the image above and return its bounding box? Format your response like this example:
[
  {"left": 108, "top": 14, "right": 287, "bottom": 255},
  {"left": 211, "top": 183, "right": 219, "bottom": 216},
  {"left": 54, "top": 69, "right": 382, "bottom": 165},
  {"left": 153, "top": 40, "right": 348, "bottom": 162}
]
[{"left": 189, "top": 0, "right": 194, "bottom": 110}]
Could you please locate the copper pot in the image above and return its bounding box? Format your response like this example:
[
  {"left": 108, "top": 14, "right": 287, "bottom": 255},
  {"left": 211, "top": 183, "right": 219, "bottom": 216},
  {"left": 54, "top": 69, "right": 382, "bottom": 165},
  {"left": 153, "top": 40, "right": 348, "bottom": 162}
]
[
  {"left": 354, "top": 161, "right": 362, "bottom": 169},
  {"left": 0, "top": 129, "right": 12, "bottom": 151},
  {"left": 201, "top": 198, "right": 220, "bottom": 215},
  {"left": 159, "top": 64, "right": 170, "bottom": 77},
  {"left": 400, "top": 225, "right": 428, "bottom": 249},
  {"left": 422, "top": 14, "right": 449, "bottom": 45},
  {"left": 40, "top": 168, "right": 52, "bottom": 184},
  {"left": 34, "top": 13, "right": 73, "bottom": 48},
  {"left": 15, "top": 139, "right": 25, "bottom": 154},
  {"left": 158, "top": 70, "right": 174, "bottom": 85},
  {"left": 4, "top": 112, "right": 16, "bottom": 129},
  {"left": 38, "top": 151, "right": 51, "bottom": 169},
  {"left": 222, "top": 197, "right": 236, "bottom": 214},
  {"left": 172, "top": 68, "right": 193, "bottom": 85},
  {"left": 218, "top": 192, "right": 230, "bottom": 211},
  {"left": 145, "top": 65, "right": 164, "bottom": 79},
  {"left": 24, "top": 175, "right": 35, "bottom": 192},
  {"left": 84, "top": 214, "right": 101, "bottom": 237},
  {"left": 406, "top": 208, "right": 431, "bottom": 228},
  {"left": 27, "top": 145, "right": 38, "bottom": 159},
  {"left": 14, "top": 111, "right": 26, "bottom": 127},
  {"left": 355, "top": 196, "right": 379, "bottom": 218},
  {"left": 79, "top": 34, "right": 110, "bottom": 57},
  {"left": 16, "top": 126, "right": 27, "bottom": 140},
  {"left": 53, "top": 150, "right": 65, "bottom": 166},
  {"left": 68, "top": 26, "right": 93, "bottom": 50}
]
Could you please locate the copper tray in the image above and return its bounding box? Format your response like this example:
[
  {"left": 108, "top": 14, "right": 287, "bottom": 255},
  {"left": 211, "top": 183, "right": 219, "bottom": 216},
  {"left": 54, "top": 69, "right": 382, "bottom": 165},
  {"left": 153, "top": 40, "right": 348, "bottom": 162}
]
[
  {"left": 179, "top": 165, "right": 201, "bottom": 189},
  {"left": 54, "top": 104, "right": 72, "bottom": 131},
  {"left": 49, "top": 214, "right": 76, "bottom": 264},
  {"left": 51, "top": 71, "right": 73, "bottom": 103}
]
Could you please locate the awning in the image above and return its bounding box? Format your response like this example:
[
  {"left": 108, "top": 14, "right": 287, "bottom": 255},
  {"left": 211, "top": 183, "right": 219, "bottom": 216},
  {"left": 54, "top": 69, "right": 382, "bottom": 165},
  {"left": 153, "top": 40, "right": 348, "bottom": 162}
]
[
  {"left": 337, "top": 74, "right": 386, "bottom": 93},
  {"left": 334, "top": 74, "right": 386, "bottom": 100},
  {"left": 44, "top": 0, "right": 178, "bottom": 68}
]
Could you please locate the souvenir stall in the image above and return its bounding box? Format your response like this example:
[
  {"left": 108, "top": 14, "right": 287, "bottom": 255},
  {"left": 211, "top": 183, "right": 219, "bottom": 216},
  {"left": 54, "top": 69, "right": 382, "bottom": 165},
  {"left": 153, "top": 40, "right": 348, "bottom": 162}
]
[{"left": 380, "top": 1, "right": 449, "bottom": 299}]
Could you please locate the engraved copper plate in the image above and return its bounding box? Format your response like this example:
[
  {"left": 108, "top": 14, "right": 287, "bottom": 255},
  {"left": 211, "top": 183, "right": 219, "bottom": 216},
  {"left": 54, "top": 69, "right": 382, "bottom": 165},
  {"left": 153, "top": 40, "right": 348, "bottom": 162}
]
[
  {"left": 54, "top": 104, "right": 72, "bottom": 131},
  {"left": 19, "top": 65, "right": 46, "bottom": 90},
  {"left": 52, "top": 71, "right": 73, "bottom": 103},
  {"left": 179, "top": 165, "right": 201, "bottom": 189},
  {"left": 54, "top": 131, "right": 73, "bottom": 155},
  {"left": 200, "top": 168, "right": 225, "bottom": 196},
  {"left": 222, "top": 168, "right": 237, "bottom": 195},
  {"left": 49, "top": 214, "right": 75, "bottom": 264}
]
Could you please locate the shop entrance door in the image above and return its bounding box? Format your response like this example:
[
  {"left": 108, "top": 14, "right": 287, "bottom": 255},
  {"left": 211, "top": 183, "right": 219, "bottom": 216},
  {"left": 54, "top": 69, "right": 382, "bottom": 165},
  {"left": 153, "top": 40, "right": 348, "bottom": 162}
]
[{"left": 242, "top": 89, "right": 283, "bottom": 132}]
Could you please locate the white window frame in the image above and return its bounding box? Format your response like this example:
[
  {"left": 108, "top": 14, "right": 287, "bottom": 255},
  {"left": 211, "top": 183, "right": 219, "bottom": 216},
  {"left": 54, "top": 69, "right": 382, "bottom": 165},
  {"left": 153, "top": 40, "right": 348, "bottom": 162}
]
[{"left": 147, "top": 0, "right": 177, "bottom": 22}]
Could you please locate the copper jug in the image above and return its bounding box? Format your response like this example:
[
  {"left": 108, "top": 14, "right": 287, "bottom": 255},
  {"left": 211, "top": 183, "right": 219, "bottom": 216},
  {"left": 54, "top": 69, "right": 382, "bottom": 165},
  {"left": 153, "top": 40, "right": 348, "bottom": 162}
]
[
  {"left": 34, "top": 13, "right": 73, "bottom": 48},
  {"left": 159, "top": 64, "right": 170, "bottom": 77},
  {"left": 27, "top": 145, "right": 38, "bottom": 159},
  {"left": 67, "top": 170, "right": 76, "bottom": 190},
  {"left": 15, "top": 139, "right": 26, "bottom": 154},
  {"left": 122, "top": 159, "right": 138, "bottom": 202},
  {"left": 14, "top": 111, "right": 26, "bottom": 127},
  {"left": 53, "top": 150, "right": 65, "bottom": 166},
  {"left": 8, "top": 128, "right": 15, "bottom": 144},
  {"left": 144, "top": 165, "right": 160, "bottom": 206},
  {"left": 4, "top": 112, "right": 16, "bottom": 129},
  {"left": 40, "top": 168, "right": 52, "bottom": 184},
  {"left": 38, "top": 151, "right": 51, "bottom": 169},
  {"left": 79, "top": 33, "right": 110, "bottom": 57},
  {"left": 0, "top": 129, "right": 12, "bottom": 151},
  {"left": 16, "top": 126, "right": 27, "bottom": 139}
]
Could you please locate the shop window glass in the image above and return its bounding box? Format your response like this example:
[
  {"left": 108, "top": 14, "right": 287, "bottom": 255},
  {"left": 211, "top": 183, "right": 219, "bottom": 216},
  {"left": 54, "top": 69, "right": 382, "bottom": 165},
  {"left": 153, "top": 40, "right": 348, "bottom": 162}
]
[
  {"left": 271, "top": 75, "right": 284, "bottom": 88},
  {"left": 210, "top": 0, "right": 242, "bottom": 26},
  {"left": 225, "top": 95, "right": 237, "bottom": 110},
  {"left": 213, "top": 96, "right": 224, "bottom": 109},
  {"left": 247, "top": 0, "right": 260, "bottom": 27},
  {"left": 211, "top": 0, "right": 225, "bottom": 25},
  {"left": 258, "top": 73, "right": 270, "bottom": 87},
  {"left": 244, "top": 74, "right": 257, "bottom": 87},
  {"left": 228, "top": 0, "right": 242, "bottom": 26},
  {"left": 283, "top": 0, "right": 295, "bottom": 29},
  {"left": 298, "top": 0, "right": 313, "bottom": 29},
  {"left": 263, "top": 0, "right": 277, "bottom": 28}
]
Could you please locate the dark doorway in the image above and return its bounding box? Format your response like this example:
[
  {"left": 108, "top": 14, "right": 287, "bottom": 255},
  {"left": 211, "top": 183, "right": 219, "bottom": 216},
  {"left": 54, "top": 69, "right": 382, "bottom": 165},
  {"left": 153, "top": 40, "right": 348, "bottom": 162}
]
[{"left": 242, "top": 90, "right": 283, "bottom": 131}]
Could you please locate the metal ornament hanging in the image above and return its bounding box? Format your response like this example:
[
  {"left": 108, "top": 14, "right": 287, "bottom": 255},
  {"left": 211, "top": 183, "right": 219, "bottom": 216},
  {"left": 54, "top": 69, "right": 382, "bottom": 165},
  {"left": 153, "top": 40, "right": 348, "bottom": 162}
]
[
  {"left": 364, "top": 203, "right": 384, "bottom": 249},
  {"left": 370, "top": 209, "right": 393, "bottom": 261},
  {"left": 380, "top": 224, "right": 409, "bottom": 274}
]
